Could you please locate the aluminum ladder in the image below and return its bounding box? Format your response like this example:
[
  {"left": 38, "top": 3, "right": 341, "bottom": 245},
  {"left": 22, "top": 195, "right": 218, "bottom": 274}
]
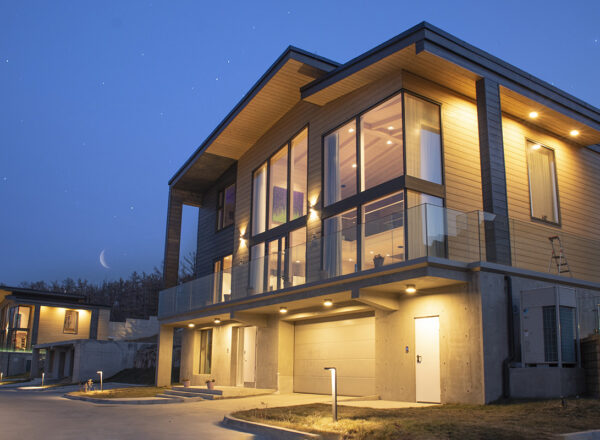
[{"left": 548, "top": 235, "right": 572, "bottom": 277}]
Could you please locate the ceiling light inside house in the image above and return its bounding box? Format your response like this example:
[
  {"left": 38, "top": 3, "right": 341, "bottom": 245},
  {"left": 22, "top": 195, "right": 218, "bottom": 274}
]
[
  {"left": 352, "top": 163, "right": 357, "bottom": 168},
  {"left": 323, "top": 299, "right": 333, "bottom": 307},
  {"left": 348, "top": 128, "right": 355, "bottom": 133},
  {"left": 386, "top": 140, "right": 393, "bottom": 145},
  {"left": 529, "top": 111, "right": 539, "bottom": 119},
  {"left": 279, "top": 307, "right": 288, "bottom": 314},
  {"left": 405, "top": 284, "right": 417, "bottom": 294},
  {"left": 570, "top": 130, "right": 580, "bottom": 137},
  {"left": 387, "top": 126, "right": 394, "bottom": 130}
]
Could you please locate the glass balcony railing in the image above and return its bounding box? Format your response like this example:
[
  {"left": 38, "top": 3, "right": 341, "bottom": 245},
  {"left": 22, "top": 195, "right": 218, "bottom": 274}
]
[{"left": 159, "top": 204, "right": 600, "bottom": 318}]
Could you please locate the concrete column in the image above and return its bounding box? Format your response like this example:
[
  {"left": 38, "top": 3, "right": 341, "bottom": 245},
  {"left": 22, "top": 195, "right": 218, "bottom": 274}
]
[
  {"left": 89, "top": 309, "right": 99, "bottom": 339},
  {"left": 277, "top": 320, "right": 294, "bottom": 393},
  {"left": 156, "top": 325, "right": 174, "bottom": 387},
  {"left": 51, "top": 349, "right": 62, "bottom": 379},
  {"left": 180, "top": 327, "right": 197, "bottom": 383},
  {"left": 476, "top": 77, "right": 511, "bottom": 265},
  {"left": 30, "top": 305, "right": 40, "bottom": 347}
]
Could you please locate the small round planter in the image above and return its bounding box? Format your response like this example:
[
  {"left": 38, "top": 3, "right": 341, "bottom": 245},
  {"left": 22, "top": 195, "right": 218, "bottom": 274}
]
[{"left": 182, "top": 380, "right": 191, "bottom": 388}]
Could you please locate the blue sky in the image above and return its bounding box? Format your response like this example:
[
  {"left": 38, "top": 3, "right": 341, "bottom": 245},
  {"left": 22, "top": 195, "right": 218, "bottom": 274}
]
[{"left": 1, "top": 0, "right": 599, "bottom": 285}]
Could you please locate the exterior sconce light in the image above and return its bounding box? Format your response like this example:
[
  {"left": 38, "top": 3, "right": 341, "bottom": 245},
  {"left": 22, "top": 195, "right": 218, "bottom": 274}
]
[
  {"left": 279, "top": 307, "right": 288, "bottom": 314},
  {"left": 528, "top": 111, "right": 539, "bottom": 119},
  {"left": 187, "top": 323, "right": 195, "bottom": 328},
  {"left": 405, "top": 284, "right": 417, "bottom": 294},
  {"left": 324, "top": 367, "right": 338, "bottom": 421},
  {"left": 214, "top": 318, "right": 221, "bottom": 324},
  {"left": 96, "top": 371, "right": 103, "bottom": 391},
  {"left": 323, "top": 299, "right": 333, "bottom": 307}
]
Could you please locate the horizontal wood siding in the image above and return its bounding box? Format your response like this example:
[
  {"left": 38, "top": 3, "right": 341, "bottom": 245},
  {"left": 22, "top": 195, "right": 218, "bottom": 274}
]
[{"left": 503, "top": 116, "right": 600, "bottom": 281}]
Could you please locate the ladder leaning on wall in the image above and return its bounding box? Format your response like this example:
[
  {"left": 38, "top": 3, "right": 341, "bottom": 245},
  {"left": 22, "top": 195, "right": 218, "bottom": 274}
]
[{"left": 548, "top": 235, "right": 572, "bottom": 277}]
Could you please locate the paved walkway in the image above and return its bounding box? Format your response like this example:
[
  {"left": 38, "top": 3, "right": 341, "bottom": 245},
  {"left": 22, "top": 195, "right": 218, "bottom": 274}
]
[{"left": 0, "top": 386, "right": 426, "bottom": 439}]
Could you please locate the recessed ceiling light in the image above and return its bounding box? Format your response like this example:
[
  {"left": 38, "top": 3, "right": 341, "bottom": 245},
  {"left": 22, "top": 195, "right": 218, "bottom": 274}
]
[
  {"left": 187, "top": 323, "right": 195, "bottom": 328},
  {"left": 570, "top": 130, "right": 580, "bottom": 137},
  {"left": 352, "top": 163, "right": 357, "bottom": 168},
  {"left": 279, "top": 307, "right": 288, "bottom": 314},
  {"left": 213, "top": 318, "right": 221, "bottom": 324},
  {"left": 295, "top": 260, "right": 300, "bottom": 263},
  {"left": 529, "top": 111, "right": 539, "bottom": 119},
  {"left": 323, "top": 299, "right": 333, "bottom": 307},
  {"left": 386, "top": 140, "right": 393, "bottom": 145},
  {"left": 387, "top": 126, "right": 394, "bottom": 130},
  {"left": 348, "top": 128, "right": 355, "bottom": 133},
  {"left": 532, "top": 144, "right": 541, "bottom": 150},
  {"left": 405, "top": 284, "right": 417, "bottom": 294}
]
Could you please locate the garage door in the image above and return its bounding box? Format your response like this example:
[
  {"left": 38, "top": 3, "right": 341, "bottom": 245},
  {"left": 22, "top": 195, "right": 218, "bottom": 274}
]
[{"left": 294, "top": 315, "right": 375, "bottom": 396}]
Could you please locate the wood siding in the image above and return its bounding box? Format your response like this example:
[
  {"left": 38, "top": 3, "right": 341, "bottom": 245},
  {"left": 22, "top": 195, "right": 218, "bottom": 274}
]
[{"left": 36, "top": 306, "right": 92, "bottom": 345}]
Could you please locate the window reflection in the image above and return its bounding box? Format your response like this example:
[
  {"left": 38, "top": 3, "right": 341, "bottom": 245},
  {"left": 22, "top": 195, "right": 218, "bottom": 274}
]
[
  {"left": 323, "top": 209, "right": 357, "bottom": 277},
  {"left": 324, "top": 121, "right": 357, "bottom": 206}
]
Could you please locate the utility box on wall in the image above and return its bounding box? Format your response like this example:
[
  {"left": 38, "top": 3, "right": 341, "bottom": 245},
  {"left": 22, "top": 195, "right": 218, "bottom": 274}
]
[{"left": 521, "top": 286, "right": 579, "bottom": 366}]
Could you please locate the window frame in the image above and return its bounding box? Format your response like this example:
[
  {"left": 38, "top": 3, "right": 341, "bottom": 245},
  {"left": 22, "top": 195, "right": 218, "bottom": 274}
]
[
  {"left": 250, "top": 126, "right": 309, "bottom": 241},
  {"left": 525, "top": 139, "right": 561, "bottom": 227},
  {"left": 216, "top": 183, "right": 236, "bottom": 231},
  {"left": 199, "top": 328, "right": 213, "bottom": 375},
  {"left": 212, "top": 254, "right": 233, "bottom": 303}
]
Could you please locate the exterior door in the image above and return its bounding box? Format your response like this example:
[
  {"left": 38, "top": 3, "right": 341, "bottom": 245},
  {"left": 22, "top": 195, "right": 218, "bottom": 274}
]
[
  {"left": 415, "top": 316, "right": 441, "bottom": 403},
  {"left": 243, "top": 326, "right": 256, "bottom": 385}
]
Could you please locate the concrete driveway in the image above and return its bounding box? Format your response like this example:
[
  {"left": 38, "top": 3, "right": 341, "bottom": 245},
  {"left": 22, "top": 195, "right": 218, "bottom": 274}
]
[{"left": 0, "top": 387, "right": 348, "bottom": 439}]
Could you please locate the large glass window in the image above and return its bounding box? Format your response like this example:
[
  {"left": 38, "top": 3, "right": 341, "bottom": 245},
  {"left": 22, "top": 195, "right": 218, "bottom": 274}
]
[
  {"left": 217, "top": 184, "right": 236, "bottom": 230},
  {"left": 290, "top": 129, "right": 308, "bottom": 220},
  {"left": 407, "top": 191, "right": 444, "bottom": 259},
  {"left": 252, "top": 164, "right": 267, "bottom": 235},
  {"left": 362, "top": 192, "right": 405, "bottom": 270},
  {"left": 288, "top": 227, "right": 306, "bottom": 286},
  {"left": 269, "top": 148, "right": 288, "bottom": 229},
  {"left": 360, "top": 94, "right": 404, "bottom": 191},
  {"left": 405, "top": 94, "right": 442, "bottom": 184},
  {"left": 323, "top": 209, "right": 357, "bottom": 277},
  {"left": 249, "top": 243, "right": 266, "bottom": 294},
  {"left": 527, "top": 141, "right": 559, "bottom": 223},
  {"left": 324, "top": 121, "right": 357, "bottom": 206},
  {"left": 199, "top": 329, "right": 213, "bottom": 374},
  {"left": 213, "top": 254, "right": 232, "bottom": 303},
  {"left": 267, "top": 237, "right": 286, "bottom": 291}
]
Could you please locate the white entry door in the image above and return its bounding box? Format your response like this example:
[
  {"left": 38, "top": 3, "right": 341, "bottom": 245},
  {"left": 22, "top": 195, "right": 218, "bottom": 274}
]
[
  {"left": 415, "top": 316, "right": 441, "bottom": 403},
  {"left": 243, "top": 326, "right": 257, "bottom": 385}
]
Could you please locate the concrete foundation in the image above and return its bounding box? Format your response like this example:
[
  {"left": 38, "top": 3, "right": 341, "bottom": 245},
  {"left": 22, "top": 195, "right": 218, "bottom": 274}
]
[{"left": 509, "top": 367, "right": 585, "bottom": 398}]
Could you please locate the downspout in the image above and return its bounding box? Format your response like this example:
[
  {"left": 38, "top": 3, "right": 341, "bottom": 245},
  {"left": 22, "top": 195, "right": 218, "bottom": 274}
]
[{"left": 502, "top": 275, "right": 516, "bottom": 399}]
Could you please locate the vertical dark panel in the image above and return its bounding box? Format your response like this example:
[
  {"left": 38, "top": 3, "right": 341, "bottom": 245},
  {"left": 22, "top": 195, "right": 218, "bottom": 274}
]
[
  {"left": 30, "top": 305, "right": 40, "bottom": 347},
  {"left": 476, "top": 77, "right": 511, "bottom": 265},
  {"left": 89, "top": 308, "right": 99, "bottom": 340},
  {"left": 163, "top": 190, "right": 184, "bottom": 289}
]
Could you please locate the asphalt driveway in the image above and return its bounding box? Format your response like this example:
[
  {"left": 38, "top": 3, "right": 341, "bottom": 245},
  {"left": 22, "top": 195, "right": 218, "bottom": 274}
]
[{"left": 0, "top": 387, "right": 346, "bottom": 439}]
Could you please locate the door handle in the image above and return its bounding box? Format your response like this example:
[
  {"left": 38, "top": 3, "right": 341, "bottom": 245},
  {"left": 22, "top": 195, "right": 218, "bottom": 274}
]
[{"left": 416, "top": 355, "right": 422, "bottom": 363}]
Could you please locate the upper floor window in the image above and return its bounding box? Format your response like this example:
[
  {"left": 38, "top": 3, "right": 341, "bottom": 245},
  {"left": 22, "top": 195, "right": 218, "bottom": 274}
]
[
  {"left": 252, "top": 128, "right": 308, "bottom": 236},
  {"left": 217, "top": 183, "right": 236, "bottom": 230},
  {"left": 527, "top": 141, "right": 559, "bottom": 224},
  {"left": 213, "top": 254, "right": 232, "bottom": 303},
  {"left": 324, "top": 92, "right": 442, "bottom": 207},
  {"left": 199, "top": 328, "right": 213, "bottom": 374}
]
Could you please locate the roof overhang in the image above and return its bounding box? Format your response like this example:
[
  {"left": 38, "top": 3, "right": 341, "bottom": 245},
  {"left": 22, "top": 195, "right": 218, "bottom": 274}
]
[
  {"left": 301, "top": 22, "right": 600, "bottom": 147},
  {"left": 169, "top": 47, "right": 339, "bottom": 193}
]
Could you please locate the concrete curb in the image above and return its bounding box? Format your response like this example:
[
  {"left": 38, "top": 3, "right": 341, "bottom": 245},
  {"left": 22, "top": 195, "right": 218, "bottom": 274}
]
[
  {"left": 62, "top": 394, "right": 184, "bottom": 405},
  {"left": 221, "top": 415, "right": 331, "bottom": 440},
  {"left": 560, "top": 430, "right": 600, "bottom": 439}
]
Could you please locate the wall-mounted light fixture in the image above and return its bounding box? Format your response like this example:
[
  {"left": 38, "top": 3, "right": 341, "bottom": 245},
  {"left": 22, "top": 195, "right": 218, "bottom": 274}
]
[
  {"left": 213, "top": 318, "right": 221, "bottom": 324},
  {"left": 323, "top": 299, "right": 333, "bottom": 307},
  {"left": 405, "top": 284, "right": 417, "bottom": 294},
  {"left": 239, "top": 227, "right": 248, "bottom": 247}
]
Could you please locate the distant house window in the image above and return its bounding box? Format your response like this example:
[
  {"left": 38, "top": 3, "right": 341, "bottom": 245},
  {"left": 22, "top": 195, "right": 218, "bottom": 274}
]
[
  {"left": 217, "top": 184, "right": 236, "bottom": 230},
  {"left": 199, "top": 329, "right": 213, "bottom": 374},
  {"left": 63, "top": 310, "right": 79, "bottom": 334},
  {"left": 5, "top": 306, "right": 32, "bottom": 350},
  {"left": 527, "top": 141, "right": 559, "bottom": 223}
]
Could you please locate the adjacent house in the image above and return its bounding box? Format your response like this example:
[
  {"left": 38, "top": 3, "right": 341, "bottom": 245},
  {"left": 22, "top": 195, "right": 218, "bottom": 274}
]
[{"left": 155, "top": 22, "right": 600, "bottom": 404}]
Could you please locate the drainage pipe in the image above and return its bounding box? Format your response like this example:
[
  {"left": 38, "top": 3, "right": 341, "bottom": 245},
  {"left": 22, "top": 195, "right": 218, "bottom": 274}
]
[{"left": 502, "top": 275, "right": 516, "bottom": 399}]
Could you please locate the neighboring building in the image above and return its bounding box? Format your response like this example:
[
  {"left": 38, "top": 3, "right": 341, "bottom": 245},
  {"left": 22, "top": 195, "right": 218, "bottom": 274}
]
[
  {"left": 155, "top": 22, "right": 600, "bottom": 404},
  {"left": 0, "top": 286, "right": 111, "bottom": 376}
]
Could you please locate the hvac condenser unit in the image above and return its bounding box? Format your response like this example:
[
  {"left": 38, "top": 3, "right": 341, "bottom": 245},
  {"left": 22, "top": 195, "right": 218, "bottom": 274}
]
[{"left": 521, "top": 286, "right": 579, "bottom": 366}]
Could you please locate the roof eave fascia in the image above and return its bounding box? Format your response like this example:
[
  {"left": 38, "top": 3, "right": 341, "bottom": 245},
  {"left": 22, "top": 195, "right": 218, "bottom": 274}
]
[{"left": 168, "top": 47, "right": 339, "bottom": 187}]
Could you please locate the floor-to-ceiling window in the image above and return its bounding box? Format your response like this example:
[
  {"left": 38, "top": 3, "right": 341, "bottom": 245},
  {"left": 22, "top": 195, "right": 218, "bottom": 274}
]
[{"left": 322, "top": 91, "right": 445, "bottom": 273}]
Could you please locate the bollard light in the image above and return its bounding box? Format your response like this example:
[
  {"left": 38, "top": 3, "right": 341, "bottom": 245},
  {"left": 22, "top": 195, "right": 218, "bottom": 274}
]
[
  {"left": 41, "top": 372, "right": 45, "bottom": 388},
  {"left": 96, "top": 371, "right": 103, "bottom": 391},
  {"left": 324, "top": 367, "right": 338, "bottom": 422},
  {"left": 0, "top": 371, "right": 3, "bottom": 382}
]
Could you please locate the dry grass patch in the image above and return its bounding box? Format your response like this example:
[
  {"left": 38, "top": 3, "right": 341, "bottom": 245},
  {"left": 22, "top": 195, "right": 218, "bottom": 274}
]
[
  {"left": 69, "top": 386, "right": 166, "bottom": 399},
  {"left": 233, "top": 399, "right": 600, "bottom": 440}
]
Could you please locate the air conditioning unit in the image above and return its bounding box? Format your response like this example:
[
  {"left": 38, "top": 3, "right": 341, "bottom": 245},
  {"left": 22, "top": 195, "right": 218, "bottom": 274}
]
[{"left": 521, "top": 286, "right": 578, "bottom": 366}]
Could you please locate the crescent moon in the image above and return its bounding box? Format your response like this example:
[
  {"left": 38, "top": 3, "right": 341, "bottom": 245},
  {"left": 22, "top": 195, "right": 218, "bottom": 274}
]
[{"left": 99, "top": 249, "right": 110, "bottom": 269}]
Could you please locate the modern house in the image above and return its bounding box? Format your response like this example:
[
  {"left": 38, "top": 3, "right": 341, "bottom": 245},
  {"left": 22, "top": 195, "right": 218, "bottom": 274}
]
[
  {"left": 156, "top": 22, "right": 600, "bottom": 404},
  {"left": 0, "top": 286, "right": 111, "bottom": 376}
]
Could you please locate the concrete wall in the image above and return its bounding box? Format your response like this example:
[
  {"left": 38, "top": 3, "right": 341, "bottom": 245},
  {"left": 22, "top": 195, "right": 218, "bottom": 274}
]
[
  {"left": 108, "top": 316, "right": 159, "bottom": 341},
  {"left": 0, "top": 352, "right": 31, "bottom": 377},
  {"left": 37, "top": 306, "right": 91, "bottom": 344},
  {"left": 374, "top": 279, "right": 485, "bottom": 404},
  {"left": 96, "top": 309, "right": 111, "bottom": 340}
]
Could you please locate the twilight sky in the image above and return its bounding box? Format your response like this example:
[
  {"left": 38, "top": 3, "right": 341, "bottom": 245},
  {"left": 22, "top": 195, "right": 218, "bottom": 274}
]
[{"left": 1, "top": 0, "right": 599, "bottom": 286}]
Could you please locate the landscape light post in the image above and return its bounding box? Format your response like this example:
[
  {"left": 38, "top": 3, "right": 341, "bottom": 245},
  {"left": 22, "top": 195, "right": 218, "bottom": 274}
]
[
  {"left": 324, "top": 367, "right": 337, "bottom": 422},
  {"left": 41, "top": 372, "right": 45, "bottom": 388},
  {"left": 97, "top": 371, "right": 103, "bottom": 391}
]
